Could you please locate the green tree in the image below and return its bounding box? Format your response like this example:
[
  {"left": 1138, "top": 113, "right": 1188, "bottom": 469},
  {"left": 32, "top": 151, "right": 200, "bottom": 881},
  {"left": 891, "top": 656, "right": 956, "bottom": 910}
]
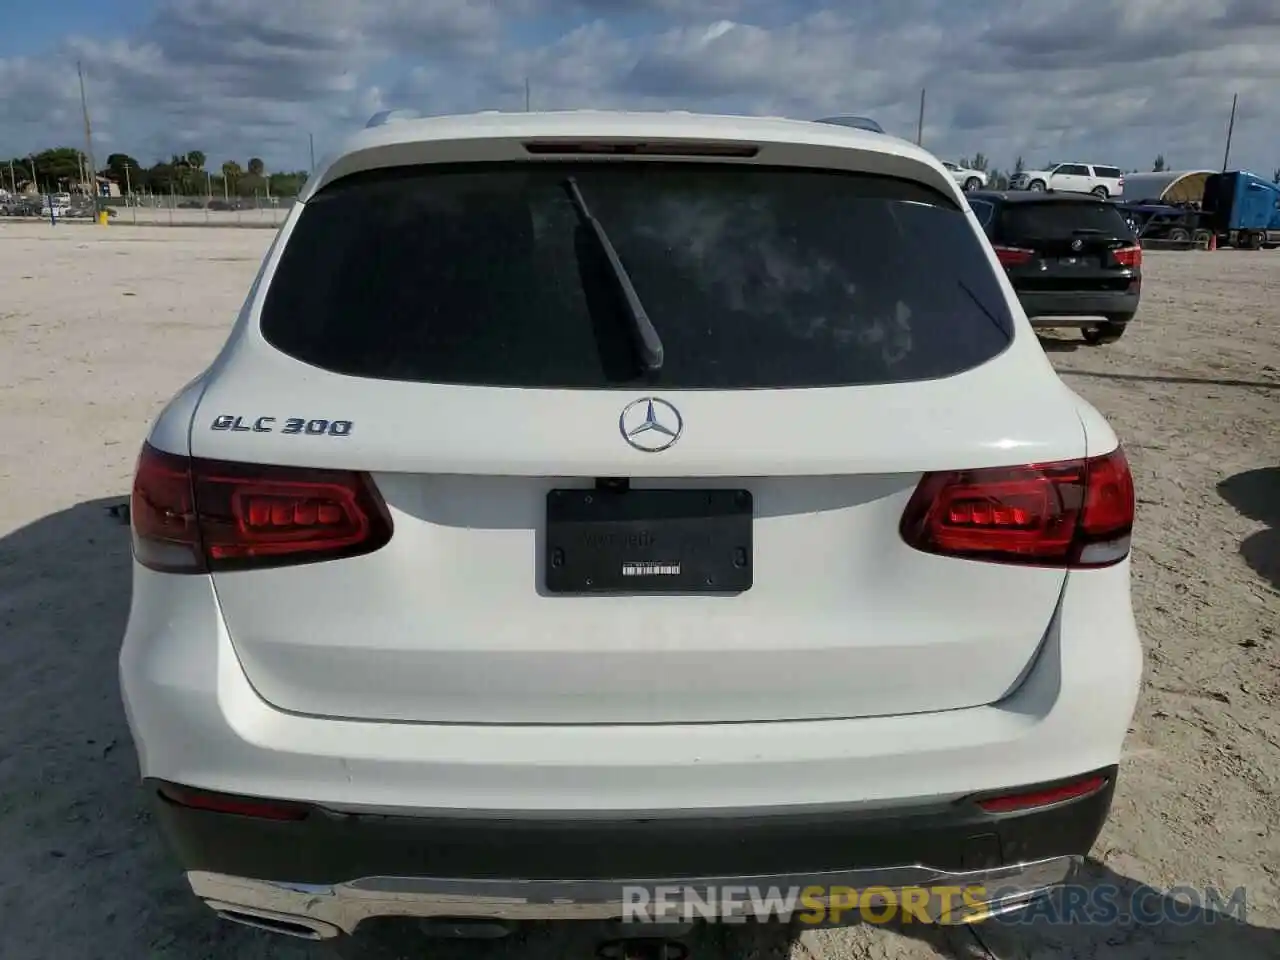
[
  {"left": 1152, "top": 155, "right": 1166, "bottom": 172},
  {"left": 247, "top": 157, "right": 265, "bottom": 176},
  {"left": 221, "top": 160, "right": 242, "bottom": 193},
  {"left": 31, "top": 147, "right": 84, "bottom": 189},
  {"left": 966, "top": 153, "right": 989, "bottom": 172},
  {"left": 1013, "top": 156, "right": 1025, "bottom": 175},
  {"left": 6, "top": 157, "right": 40, "bottom": 191},
  {"left": 1273, "top": 167, "right": 1279, "bottom": 184},
  {"left": 265, "top": 170, "right": 309, "bottom": 197},
  {"left": 147, "top": 158, "right": 179, "bottom": 194},
  {"left": 186, "top": 150, "right": 206, "bottom": 171},
  {"left": 104, "top": 153, "right": 143, "bottom": 192}
]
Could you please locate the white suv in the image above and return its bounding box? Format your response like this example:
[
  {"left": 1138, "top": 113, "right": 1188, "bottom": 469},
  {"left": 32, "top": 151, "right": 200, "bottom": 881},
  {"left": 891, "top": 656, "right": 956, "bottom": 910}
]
[
  {"left": 941, "top": 160, "right": 988, "bottom": 192},
  {"left": 1011, "top": 163, "right": 1125, "bottom": 198},
  {"left": 119, "top": 111, "right": 1143, "bottom": 943}
]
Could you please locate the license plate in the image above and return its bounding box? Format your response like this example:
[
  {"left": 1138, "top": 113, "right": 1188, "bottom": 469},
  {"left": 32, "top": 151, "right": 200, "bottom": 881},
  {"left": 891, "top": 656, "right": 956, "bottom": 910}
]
[
  {"left": 1058, "top": 256, "right": 1097, "bottom": 267},
  {"left": 544, "top": 488, "right": 753, "bottom": 594}
]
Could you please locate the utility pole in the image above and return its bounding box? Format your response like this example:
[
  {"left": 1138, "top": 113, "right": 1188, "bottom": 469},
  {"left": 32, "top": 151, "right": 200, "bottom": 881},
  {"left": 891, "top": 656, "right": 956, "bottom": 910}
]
[
  {"left": 525, "top": 77, "right": 531, "bottom": 112},
  {"left": 29, "top": 155, "right": 39, "bottom": 195},
  {"left": 916, "top": 88, "right": 926, "bottom": 147},
  {"left": 1222, "top": 92, "right": 1238, "bottom": 172},
  {"left": 77, "top": 61, "right": 100, "bottom": 214},
  {"left": 8, "top": 159, "right": 14, "bottom": 193},
  {"left": 124, "top": 163, "right": 136, "bottom": 223},
  {"left": 309, "top": 132, "right": 316, "bottom": 174}
]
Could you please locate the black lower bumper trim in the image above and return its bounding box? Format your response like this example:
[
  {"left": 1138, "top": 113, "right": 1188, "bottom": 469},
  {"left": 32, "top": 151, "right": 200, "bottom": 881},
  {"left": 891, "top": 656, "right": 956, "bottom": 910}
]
[
  {"left": 148, "top": 768, "right": 1116, "bottom": 885},
  {"left": 1017, "top": 289, "right": 1139, "bottom": 320}
]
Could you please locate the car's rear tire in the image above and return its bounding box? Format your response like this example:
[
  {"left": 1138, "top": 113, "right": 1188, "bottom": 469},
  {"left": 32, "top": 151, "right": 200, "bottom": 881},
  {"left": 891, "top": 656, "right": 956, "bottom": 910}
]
[
  {"left": 1091, "top": 185, "right": 1110, "bottom": 199},
  {"left": 1167, "top": 227, "right": 1191, "bottom": 243},
  {"left": 1028, "top": 180, "right": 1046, "bottom": 192},
  {"left": 1192, "top": 229, "right": 1214, "bottom": 247},
  {"left": 1239, "top": 230, "right": 1263, "bottom": 250},
  {"left": 1082, "top": 315, "right": 1131, "bottom": 345},
  {"left": 964, "top": 177, "right": 982, "bottom": 192}
]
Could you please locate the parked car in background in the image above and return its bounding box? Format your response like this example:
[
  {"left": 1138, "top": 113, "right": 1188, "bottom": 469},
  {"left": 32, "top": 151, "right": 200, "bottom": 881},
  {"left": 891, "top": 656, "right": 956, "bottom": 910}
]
[
  {"left": 2, "top": 197, "right": 43, "bottom": 217},
  {"left": 813, "top": 115, "right": 885, "bottom": 134},
  {"left": 967, "top": 190, "right": 1141, "bottom": 344},
  {"left": 941, "top": 161, "right": 987, "bottom": 192},
  {"left": 122, "top": 110, "right": 1141, "bottom": 945},
  {"left": 1009, "top": 163, "right": 1125, "bottom": 198}
]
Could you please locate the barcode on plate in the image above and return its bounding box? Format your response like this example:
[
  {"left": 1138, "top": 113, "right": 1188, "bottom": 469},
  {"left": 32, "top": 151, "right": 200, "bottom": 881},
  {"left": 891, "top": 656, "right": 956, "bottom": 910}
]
[{"left": 622, "top": 562, "right": 681, "bottom": 577}]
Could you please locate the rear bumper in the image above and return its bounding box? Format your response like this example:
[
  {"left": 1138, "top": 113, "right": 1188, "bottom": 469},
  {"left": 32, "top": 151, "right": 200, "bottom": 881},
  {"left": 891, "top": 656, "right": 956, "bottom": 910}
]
[
  {"left": 120, "top": 561, "right": 1143, "bottom": 816},
  {"left": 121, "top": 560, "right": 1143, "bottom": 929},
  {"left": 1017, "top": 288, "right": 1140, "bottom": 324},
  {"left": 166, "top": 772, "right": 1111, "bottom": 934},
  {"left": 154, "top": 769, "right": 1114, "bottom": 885}
]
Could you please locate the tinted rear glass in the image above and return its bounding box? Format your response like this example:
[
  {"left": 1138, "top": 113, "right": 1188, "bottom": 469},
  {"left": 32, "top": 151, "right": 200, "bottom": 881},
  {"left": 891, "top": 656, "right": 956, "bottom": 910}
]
[
  {"left": 262, "top": 162, "right": 1013, "bottom": 389},
  {"left": 1094, "top": 166, "right": 1123, "bottom": 179},
  {"left": 1000, "top": 201, "right": 1133, "bottom": 241}
]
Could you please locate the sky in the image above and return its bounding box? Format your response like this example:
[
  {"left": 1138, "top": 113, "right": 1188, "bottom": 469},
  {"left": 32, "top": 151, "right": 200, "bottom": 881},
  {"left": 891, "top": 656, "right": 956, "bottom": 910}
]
[{"left": 2, "top": 0, "right": 1278, "bottom": 177}]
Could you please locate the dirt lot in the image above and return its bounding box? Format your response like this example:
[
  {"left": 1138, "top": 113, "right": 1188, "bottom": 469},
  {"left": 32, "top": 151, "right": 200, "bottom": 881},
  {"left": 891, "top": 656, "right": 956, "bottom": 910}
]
[{"left": 0, "top": 222, "right": 1276, "bottom": 960}]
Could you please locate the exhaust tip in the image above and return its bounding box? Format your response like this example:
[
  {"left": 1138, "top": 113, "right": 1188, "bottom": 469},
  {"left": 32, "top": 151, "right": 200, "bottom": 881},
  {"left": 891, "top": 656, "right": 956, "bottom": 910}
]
[{"left": 209, "top": 903, "right": 341, "bottom": 940}]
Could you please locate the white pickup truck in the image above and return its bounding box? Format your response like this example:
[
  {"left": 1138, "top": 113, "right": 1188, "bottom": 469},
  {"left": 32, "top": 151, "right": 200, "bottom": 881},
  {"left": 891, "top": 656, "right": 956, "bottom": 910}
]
[{"left": 1009, "top": 163, "right": 1125, "bottom": 198}]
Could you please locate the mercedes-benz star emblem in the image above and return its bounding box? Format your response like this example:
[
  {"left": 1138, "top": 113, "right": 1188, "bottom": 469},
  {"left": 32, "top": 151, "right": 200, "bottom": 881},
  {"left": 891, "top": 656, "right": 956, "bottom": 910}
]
[
  {"left": 619, "top": 398, "right": 683, "bottom": 452},
  {"left": 1071, "top": 238, "right": 1084, "bottom": 251}
]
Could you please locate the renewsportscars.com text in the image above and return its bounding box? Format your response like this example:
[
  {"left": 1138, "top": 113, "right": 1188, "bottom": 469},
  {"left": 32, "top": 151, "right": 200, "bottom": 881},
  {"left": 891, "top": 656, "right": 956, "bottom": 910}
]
[{"left": 621, "top": 883, "right": 1248, "bottom": 926}]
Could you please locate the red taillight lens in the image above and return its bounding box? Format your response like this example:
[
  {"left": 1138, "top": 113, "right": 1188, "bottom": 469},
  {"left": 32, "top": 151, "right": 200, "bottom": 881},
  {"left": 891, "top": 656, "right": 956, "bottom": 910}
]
[
  {"left": 993, "top": 245, "right": 1034, "bottom": 267},
  {"left": 976, "top": 774, "right": 1109, "bottom": 814},
  {"left": 131, "top": 443, "right": 393, "bottom": 573},
  {"left": 899, "top": 448, "right": 1134, "bottom": 568},
  {"left": 157, "top": 783, "right": 311, "bottom": 821},
  {"left": 132, "top": 446, "right": 202, "bottom": 572},
  {"left": 1112, "top": 244, "right": 1142, "bottom": 268}
]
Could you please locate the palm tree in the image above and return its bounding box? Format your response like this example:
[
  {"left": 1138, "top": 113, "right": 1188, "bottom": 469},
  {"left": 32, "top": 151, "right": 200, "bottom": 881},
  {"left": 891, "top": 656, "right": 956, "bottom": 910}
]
[
  {"left": 247, "top": 157, "right": 265, "bottom": 176},
  {"left": 221, "top": 160, "right": 242, "bottom": 195}
]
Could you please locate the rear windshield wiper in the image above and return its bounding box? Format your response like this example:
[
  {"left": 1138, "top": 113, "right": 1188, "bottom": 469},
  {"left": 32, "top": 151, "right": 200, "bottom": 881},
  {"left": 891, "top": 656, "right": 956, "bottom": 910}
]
[{"left": 563, "top": 178, "right": 664, "bottom": 374}]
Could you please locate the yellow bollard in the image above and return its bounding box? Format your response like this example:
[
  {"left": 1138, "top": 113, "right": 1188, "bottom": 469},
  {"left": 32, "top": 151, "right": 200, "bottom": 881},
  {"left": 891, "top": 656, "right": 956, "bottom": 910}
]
[{"left": 98, "top": 210, "right": 109, "bottom": 226}]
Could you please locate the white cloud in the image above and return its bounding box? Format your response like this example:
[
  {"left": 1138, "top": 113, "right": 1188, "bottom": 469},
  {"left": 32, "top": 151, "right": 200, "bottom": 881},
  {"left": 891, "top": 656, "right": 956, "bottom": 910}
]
[{"left": 2, "top": 0, "right": 1278, "bottom": 178}]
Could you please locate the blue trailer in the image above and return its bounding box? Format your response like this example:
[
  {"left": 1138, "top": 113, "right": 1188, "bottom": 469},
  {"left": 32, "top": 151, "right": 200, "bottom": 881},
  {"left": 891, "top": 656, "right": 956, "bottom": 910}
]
[
  {"left": 1115, "top": 169, "right": 1280, "bottom": 249},
  {"left": 1199, "top": 171, "right": 1280, "bottom": 249}
]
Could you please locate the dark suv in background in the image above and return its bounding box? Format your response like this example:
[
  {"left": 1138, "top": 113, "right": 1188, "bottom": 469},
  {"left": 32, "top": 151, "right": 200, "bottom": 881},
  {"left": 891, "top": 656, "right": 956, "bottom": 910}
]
[{"left": 967, "top": 191, "right": 1141, "bottom": 345}]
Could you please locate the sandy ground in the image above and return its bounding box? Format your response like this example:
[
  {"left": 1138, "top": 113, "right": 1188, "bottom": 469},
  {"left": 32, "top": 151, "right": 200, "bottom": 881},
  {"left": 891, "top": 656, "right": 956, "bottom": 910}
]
[{"left": 0, "top": 222, "right": 1276, "bottom": 960}]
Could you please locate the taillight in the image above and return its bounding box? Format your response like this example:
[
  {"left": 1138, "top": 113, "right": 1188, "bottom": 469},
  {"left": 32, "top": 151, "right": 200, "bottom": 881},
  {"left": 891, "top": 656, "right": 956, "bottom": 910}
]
[
  {"left": 1112, "top": 244, "right": 1142, "bottom": 268},
  {"left": 131, "top": 443, "right": 393, "bottom": 573},
  {"left": 975, "top": 774, "right": 1109, "bottom": 814},
  {"left": 993, "top": 245, "right": 1034, "bottom": 267},
  {"left": 899, "top": 447, "right": 1134, "bottom": 568},
  {"left": 157, "top": 783, "right": 311, "bottom": 821}
]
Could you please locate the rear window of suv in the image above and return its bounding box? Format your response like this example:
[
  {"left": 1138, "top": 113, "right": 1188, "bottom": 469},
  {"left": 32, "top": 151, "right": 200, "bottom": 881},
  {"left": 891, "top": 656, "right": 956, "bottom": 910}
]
[
  {"left": 1000, "top": 201, "right": 1133, "bottom": 241},
  {"left": 261, "top": 162, "right": 1014, "bottom": 389}
]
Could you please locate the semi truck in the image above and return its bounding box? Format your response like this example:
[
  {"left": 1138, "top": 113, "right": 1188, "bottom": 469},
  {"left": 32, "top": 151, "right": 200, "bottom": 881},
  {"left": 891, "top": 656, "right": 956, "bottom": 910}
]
[{"left": 1116, "top": 170, "right": 1280, "bottom": 249}]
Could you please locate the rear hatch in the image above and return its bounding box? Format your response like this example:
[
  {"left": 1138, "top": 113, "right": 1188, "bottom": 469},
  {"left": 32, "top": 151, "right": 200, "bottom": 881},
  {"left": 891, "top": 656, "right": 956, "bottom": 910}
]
[
  {"left": 996, "top": 199, "right": 1139, "bottom": 293},
  {"left": 191, "top": 150, "right": 1087, "bottom": 725}
]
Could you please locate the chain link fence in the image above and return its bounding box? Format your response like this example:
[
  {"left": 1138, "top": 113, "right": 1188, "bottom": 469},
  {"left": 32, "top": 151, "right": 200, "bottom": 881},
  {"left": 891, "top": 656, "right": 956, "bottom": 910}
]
[
  {"left": 104, "top": 193, "right": 295, "bottom": 227},
  {"left": 0, "top": 192, "right": 296, "bottom": 228}
]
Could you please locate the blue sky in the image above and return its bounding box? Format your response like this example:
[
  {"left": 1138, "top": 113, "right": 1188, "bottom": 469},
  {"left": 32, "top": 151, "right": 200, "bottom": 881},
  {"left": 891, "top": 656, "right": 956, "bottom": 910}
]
[{"left": 2, "top": 0, "right": 1278, "bottom": 178}]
